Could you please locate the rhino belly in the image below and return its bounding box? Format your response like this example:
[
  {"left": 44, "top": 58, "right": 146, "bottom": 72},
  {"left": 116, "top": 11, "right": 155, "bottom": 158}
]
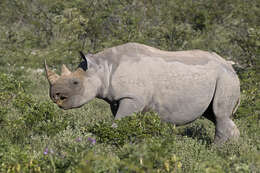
[{"left": 151, "top": 79, "right": 216, "bottom": 125}]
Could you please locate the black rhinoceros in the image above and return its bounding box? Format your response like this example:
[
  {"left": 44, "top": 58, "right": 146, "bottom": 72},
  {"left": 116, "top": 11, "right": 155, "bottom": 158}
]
[{"left": 45, "top": 43, "right": 240, "bottom": 144}]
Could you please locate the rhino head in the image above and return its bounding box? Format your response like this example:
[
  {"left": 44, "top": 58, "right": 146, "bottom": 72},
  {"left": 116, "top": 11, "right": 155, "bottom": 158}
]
[{"left": 44, "top": 52, "right": 102, "bottom": 110}]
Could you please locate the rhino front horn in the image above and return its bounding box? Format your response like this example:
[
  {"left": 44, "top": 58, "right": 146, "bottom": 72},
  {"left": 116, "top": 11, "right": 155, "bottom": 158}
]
[
  {"left": 61, "top": 64, "right": 71, "bottom": 76},
  {"left": 44, "top": 60, "right": 60, "bottom": 85}
]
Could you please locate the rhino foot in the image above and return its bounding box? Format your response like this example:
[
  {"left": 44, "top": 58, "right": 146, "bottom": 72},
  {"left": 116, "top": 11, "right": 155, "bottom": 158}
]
[{"left": 214, "top": 118, "right": 240, "bottom": 145}]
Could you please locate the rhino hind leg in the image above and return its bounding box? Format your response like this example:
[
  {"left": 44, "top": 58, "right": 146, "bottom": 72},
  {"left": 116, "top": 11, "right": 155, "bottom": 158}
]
[
  {"left": 212, "top": 77, "right": 240, "bottom": 145},
  {"left": 213, "top": 117, "right": 240, "bottom": 144}
]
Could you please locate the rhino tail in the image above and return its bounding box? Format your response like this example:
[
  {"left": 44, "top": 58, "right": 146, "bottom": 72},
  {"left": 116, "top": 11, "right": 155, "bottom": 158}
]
[{"left": 227, "top": 61, "right": 235, "bottom": 65}]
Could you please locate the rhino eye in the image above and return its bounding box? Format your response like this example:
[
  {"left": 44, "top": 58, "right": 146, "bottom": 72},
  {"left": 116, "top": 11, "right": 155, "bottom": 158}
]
[{"left": 73, "top": 81, "right": 79, "bottom": 85}]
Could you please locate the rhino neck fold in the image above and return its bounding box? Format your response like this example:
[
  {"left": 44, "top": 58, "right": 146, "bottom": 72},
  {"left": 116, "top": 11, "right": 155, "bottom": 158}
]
[{"left": 95, "top": 60, "right": 113, "bottom": 100}]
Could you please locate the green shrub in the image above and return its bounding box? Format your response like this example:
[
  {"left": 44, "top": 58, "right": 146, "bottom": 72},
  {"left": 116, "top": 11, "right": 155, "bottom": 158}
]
[
  {"left": 236, "top": 69, "right": 260, "bottom": 119},
  {"left": 0, "top": 72, "right": 69, "bottom": 142},
  {"left": 88, "top": 112, "right": 176, "bottom": 146},
  {"left": 0, "top": 0, "right": 259, "bottom": 70}
]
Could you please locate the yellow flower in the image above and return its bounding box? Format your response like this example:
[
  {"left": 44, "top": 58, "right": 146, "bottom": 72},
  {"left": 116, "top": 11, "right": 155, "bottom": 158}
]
[
  {"left": 36, "top": 167, "right": 41, "bottom": 172},
  {"left": 164, "top": 160, "right": 170, "bottom": 172},
  {"left": 171, "top": 155, "right": 177, "bottom": 162},
  {"left": 177, "top": 162, "right": 182, "bottom": 168},
  {"left": 16, "top": 164, "right": 21, "bottom": 172},
  {"left": 140, "top": 157, "right": 143, "bottom": 165},
  {"left": 29, "top": 159, "right": 33, "bottom": 167}
]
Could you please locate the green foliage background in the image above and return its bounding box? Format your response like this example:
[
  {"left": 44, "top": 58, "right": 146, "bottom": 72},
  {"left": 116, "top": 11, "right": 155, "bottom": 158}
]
[{"left": 0, "top": 0, "right": 259, "bottom": 172}]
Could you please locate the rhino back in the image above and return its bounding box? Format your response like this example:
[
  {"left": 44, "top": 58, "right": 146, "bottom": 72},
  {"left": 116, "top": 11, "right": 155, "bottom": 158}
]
[{"left": 93, "top": 43, "right": 232, "bottom": 67}]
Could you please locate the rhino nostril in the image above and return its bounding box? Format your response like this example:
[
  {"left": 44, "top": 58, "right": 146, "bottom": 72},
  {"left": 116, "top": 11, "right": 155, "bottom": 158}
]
[
  {"left": 60, "top": 96, "right": 67, "bottom": 100},
  {"left": 53, "top": 93, "right": 67, "bottom": 101}
]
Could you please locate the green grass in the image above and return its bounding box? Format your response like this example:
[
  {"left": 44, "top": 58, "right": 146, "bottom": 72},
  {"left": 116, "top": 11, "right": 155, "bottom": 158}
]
[{"left": 0, "top": 0, "right": 259, "bottom": 172}]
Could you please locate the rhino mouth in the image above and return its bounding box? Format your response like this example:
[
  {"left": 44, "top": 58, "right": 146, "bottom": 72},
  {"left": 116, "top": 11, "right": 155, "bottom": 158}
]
[
  {"left": 56, "top": 95, "right": 84, "bottom": 110},
  {"left": 55, "top": 95, "right": 68, "bottom": 107},
  {"left": 57, "top": 101, "right": 84, "bottom": 110}
]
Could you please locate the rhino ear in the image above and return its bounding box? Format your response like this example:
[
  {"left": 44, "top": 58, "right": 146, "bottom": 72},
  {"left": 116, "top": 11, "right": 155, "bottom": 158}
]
[
  {"left": 79, "top": 51, "right": 88, "bottom": 70},
  {"left": 79, "top": 51, "right": 98, "bottom": 70},
  {"left": 79, "top": 51, "right": 87, "bottom": 63}
]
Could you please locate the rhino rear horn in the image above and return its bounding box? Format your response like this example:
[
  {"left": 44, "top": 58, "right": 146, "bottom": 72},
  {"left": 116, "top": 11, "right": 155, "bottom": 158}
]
[
  {"left": 61, "top": 64, "right": 71, "bottom": 76},
  {"left": 44, "top": 60, "right": 60, "bottom": 85}
]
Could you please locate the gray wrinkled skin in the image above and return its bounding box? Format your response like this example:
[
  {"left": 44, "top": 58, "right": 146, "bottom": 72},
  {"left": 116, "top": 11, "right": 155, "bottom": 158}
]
[{"left": 45, "top": 43, "right": 240, "bottom": 144}]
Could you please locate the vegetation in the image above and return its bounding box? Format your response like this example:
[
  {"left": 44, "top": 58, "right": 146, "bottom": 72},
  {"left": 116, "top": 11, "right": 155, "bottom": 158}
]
[{"left": 0, "top": 0, "right": 259, "bottom": 172}]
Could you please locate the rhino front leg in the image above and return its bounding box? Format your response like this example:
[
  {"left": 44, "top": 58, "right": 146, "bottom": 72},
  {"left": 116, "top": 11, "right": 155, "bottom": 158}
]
[
  {"left": 114, "top": 98, "right": 144, "bottom": 120},
  {"left": 111, "top": 98, "right": 144, "bottom": 128}
]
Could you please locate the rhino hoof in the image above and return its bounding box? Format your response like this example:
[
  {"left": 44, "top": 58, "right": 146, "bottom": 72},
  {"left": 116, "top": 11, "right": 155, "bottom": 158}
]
[{"left": 214, "top": 123, "right": 240, "bottom": 145}]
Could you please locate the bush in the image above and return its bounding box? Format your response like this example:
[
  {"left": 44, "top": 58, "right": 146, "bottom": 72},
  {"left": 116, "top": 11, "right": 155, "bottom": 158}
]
[
  {"left": 236, "top": 69, "right": 260, "bottom": 119},
  {"left": 88, "top": 112, "right": 176, "bottom": 146},
  {"left": 0, "top": 71, "right": 69, "bottom": 142},
  {"left": 0, "top": 0, "right": 259, "bottom": 70}
]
